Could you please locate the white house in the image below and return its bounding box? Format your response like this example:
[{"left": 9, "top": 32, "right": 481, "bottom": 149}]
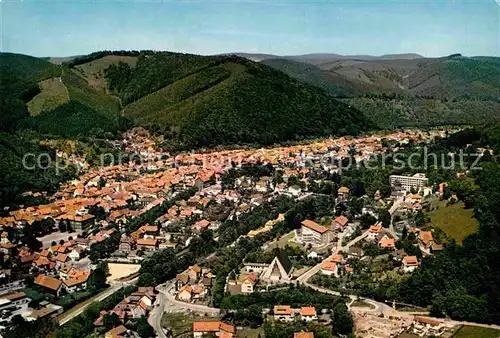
[
  {"left": 366, "top": 224, "right": 382, "bottom": 241},
  {"left": 403, "top": 256, "right": 419, "bottom": 273},
  {"left": 300, "top": 307, "right": 317, "bottom": 322},
  {"left": 273, "top": 305, "right": 294, "bottom": 322},
  {"left": 301, "top": 220, "right": 333, "bottom": 245},
  {"left": 320, "top": 261, "right": 338, "bottom": 277}
]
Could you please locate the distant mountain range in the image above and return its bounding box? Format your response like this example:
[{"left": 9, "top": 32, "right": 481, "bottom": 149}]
[
  {"left": 228, "top": 52, "right": 425, "bottom": 63},
  {"left": 2, "top": 49, "right": 500, "bottom": 150},
  {"left": 1, "top": 51, "right": 370, "bottom": 149}
]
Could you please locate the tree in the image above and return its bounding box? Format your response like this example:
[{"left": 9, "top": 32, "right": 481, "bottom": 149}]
[
  {"left": 102, "top": 313, "right": 121, "bottom": 330},
  {"left": 98, "top": 261, "right": 110, "bottom": 275},
  {"left": 401, "top": 226, "right": 408, "bottom": 240},
  {"left": 11, "top": 314, "right": 25, "bottom": 327},
  {"left": 137, "top": 272, "right": 155, "bottom": 286},
  {"left": 378, "top": 208, "right": 391, "bottom": 228},
  {"left": 359, "top": 213, "right": 377, "bottom": 229},
  {"left": 346, "top": 197, "right": 363, "bottom": 218},
  {"left": 97, "top": 177, "right": 106, "bottom": 188},
  {"left": 58, "top": 221, "right": 67, "bottom": 232},
  {"left": 331, "top": 302, "right": 354, "bottom": 335},
  {"left": 88, "top": 265, "right": 107, "bottom": 290},
  {"left": 414, "top": 210, "right": 428, "bottom": 227},
  {"left": 131, "top": 317, "right": 155, "bottom": 338}
]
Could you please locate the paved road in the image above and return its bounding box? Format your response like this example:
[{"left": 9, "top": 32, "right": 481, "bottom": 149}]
[
  {"left": 388, "top": 196, "right": 404, "bottom": 239},
  {"left": 159, "top": 283, "right": 220, "bottom": 315},
  {"left": 148, "top": 290, "right": 168, "bottom": 338},
  {"left": 58, "top": 277, "right": 138, "bottom": 326},
  {"left": 149, "top": 282, "right": 220, "bottom": 337},
  {"left": 58, "top": 284, "right": 123, "bottom": 326},
  {"left": 296, "top": 230, "right": 369, "bottom": 284}
]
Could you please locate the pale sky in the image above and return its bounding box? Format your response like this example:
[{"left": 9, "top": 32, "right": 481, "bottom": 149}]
[{"left": 1, "top": 0, "right": 499, "bottom": 57}]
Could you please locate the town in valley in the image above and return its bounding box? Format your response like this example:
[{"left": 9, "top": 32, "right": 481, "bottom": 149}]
[{"left": 1, "top": 127, "right": 496, "bottom": 338}]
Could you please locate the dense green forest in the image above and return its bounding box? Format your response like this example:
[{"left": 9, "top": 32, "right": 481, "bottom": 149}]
[
  {"left": 324, "top": 125, "right": 500, "bottom": 324},
  {"left": 0, "top": 53, "right": 60, "bottom": 131},
  {"left": 262, "top": 55, "right": 500, "bottom": 129},
  {"left": 102, "top": 52, "right": 371, "bottom": 149},
  {"left": 396, "top": 126, "right": 500, "bottom": 323}
]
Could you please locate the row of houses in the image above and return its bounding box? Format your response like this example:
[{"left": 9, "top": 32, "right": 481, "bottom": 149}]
[{"left": 273, "top": 305, "right": 319, "bottom": 322}]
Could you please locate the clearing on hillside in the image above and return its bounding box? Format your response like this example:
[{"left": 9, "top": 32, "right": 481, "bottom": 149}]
[
  {"left": 428, "top": 201, "right": 478, "bottom": 244},
  {"left": 27, "top": 77, "right": 69, "bottom": 115},
  {"left": 74, "top": 55, "right": 138, "bottom": 92}
]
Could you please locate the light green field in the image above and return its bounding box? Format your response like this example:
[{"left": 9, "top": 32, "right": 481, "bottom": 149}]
[
  {"left": 27, "top": 77, "right": 69, "bottom": 115},
  {"left": 237, "top": 327, "right": 264, "bottom": 338},
  {"left": 75, "top": 55, "right": 138, "bottom": 91},
  {"left": 452, "top": 325, "right": 500, "bottom": 338},
  {"left": 351, "top": 300, "right": 376, "bottom": 309},
  {"left": 428, "top": 201, "right": 478, "bottom": 244},
  {"left": 278, "top": 231, "right": 297, "bottom": 248}
]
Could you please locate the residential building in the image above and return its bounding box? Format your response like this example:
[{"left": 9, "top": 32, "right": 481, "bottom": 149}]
[
  {"left": 366, "top": 224, "right": 382, "bottom": 241},
  {"left": 403, "top": 256, "right": 419, "bottom": 273},
  {"left": 337, "top": 186, "right": 350, "bottom": 202},
  {"left": 178, "top": 285, "right": 193, "bottom": 301},
  {"left": 136, "top": 238, "right": 158, "bottom": 251},
  {"left": 300, "top": 307, "right": 317, "bottom": 322},
  {"left": 63, "top": 273, "right": 89, "bottom": 293},
  {"left": 186, "top": 264, "right": 202, "bottom": 282},
  {"left": 419, "top": 231, "right": 433, "bottom": 248},
  {"left": 389, "top": 174, "right": 429, "bottom": 192},
  {"left": 69, "top": 247, "right": 85, "bottom": 261},
  {"left": 105, "top": 325, "right": 132, "bottom": 338},
  {"left": 378, "top": 234, "right": 395, "bottom": 249},
  {"left": 273, "top": 305, "right": 293, "bottom": 322},
  {"left": 332, "top": 216, "right": 349, "bottom": 231},
  {"left": 320, "top": 261, "right": 338, "bottom": 276},
  {"left": 227, "top": 273, "right": 257, "bottom": 295},
  {"left": 192, "top": 321, "right": 236, "bottom": 338},
  {"left": 348, "top": 246, "right": 364, "bottom": 259},
  {"left": 34, "top": 275, "right": 63, "bottom": 296},
  {"left": 27, "top": 303, "right": 63, "bottom": 319},
  {"left": 294, "top": 332, "right": 314, "bottom": 338},
  {"left": 119, "top": 236, "right": 134, "bottom": 252},
  {"left": 301, "top": 220, "right": 333, "bottom": 245},
  {"left": 0, "top": 292, "right": 30, "bottom": 312}
]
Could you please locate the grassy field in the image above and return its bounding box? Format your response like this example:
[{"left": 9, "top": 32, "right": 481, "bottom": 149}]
[
  {"left": 278, "top": 231, "right": 297, "bottom": 248},
  {"left": 237, "top": 327, "right": 264, "bottom": 338},
  {"left": 74, "top": 55, "right": 138, "bottom": 91},
  {"left": 428, "top": 201, "right": 478, "bottom": 244},
  {"left": 351, "top": 300, "right": 376, "bottom": 309},
  {"left": 452, "top": 325, "right": 500, "bottom": 338},
  {"left": 27, "top": 77, "right": 69, "bottom": 115}
]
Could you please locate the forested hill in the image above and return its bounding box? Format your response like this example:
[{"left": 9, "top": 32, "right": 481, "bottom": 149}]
[
  {"left": 261, "top": 55, "right": 500, "bottom": 129},
  {"left": 100, "top": 52, "right": 371, "bottom": 149},
  {"left": 1, "top": 51, "right": 371, "bottom": 149},
  {"left": 397, "top": 125, "right": 500, "bottom": 324}
]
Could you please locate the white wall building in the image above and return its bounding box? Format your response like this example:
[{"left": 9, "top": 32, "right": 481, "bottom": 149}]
[{"left": 389, "top": 173, "right": 429, "bottom": 192}]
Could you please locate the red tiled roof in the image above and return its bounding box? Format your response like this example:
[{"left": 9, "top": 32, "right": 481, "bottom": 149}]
[
  {"left": 301, "top": 220, "right": 329, "bottom": 234},
  {"left": 34, "top": 275, "right": 62, "bottom": 291}
]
